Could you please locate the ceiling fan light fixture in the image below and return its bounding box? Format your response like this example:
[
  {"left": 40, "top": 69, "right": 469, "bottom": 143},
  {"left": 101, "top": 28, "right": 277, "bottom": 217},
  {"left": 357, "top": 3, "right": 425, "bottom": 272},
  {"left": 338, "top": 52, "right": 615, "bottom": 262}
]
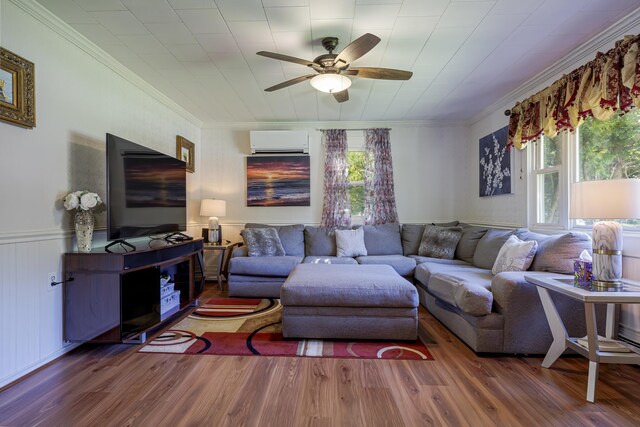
[{"left": 310, "top": 74, "right": 351, "bottom": 93}]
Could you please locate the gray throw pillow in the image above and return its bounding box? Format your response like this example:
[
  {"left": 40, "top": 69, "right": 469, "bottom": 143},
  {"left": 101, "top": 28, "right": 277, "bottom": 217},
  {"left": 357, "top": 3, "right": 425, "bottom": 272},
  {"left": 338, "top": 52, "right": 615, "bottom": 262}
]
[
  {"left": 401, "top": 224, "right": 425, "bottom": 255},
  {"left": 472, "top": 228, "right": 515, "bottom": 269},
  {"left": 455, "top": 226, "right": 488, "bottom": 263},
  {"left": 361, "top": 223, "right": 402, "bottom": 255},
  {"left": 304, "top": 226, "right": 340, "bottom": 256},
  {"left": 418, "top": 225, "right": 463, "bottom": 259},
  {"left": 241, "top": 227, "right": 285, "bottom": 257},
  {"left": 245, "top": 223, "right": 305, "bottom": 256},
  {"left": 530, "top": 232, "right": 592, "bottom": 273},
  {"left": 335, "top": 228, "right": 368, "bottom": 257}
]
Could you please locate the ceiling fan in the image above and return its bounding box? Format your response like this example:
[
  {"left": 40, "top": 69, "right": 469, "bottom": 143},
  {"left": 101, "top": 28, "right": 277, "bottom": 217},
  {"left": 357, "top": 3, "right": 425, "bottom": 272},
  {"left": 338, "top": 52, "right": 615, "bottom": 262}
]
[{"left": 256, "top": 33, "right": 413, "bottom": 103}]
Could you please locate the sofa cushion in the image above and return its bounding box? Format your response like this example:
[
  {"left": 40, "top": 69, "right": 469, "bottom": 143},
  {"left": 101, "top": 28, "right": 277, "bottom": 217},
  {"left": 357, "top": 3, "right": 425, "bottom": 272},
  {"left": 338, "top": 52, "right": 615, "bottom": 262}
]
[
  {"left": 418, "top": 225, "right": 463, "bottom": 259},
  {"left": 228, "top": 255, "right": 302, "bottom": 277},
  {"left": 245, "top": 223, "right": 305, "bottom": 256},
  {"left": 304, "top": 226, "right": 342, "bottom": 256},
  {"left": 303, "top": 256, "right": 359, "bottom": 265},
  {"left": 241, "top": 228, "right": 285, "bottom": 257},
  {"left": 355, "top": 255, "right": 417, "bottom": 277},
  {"left": 473, "top": 228, "right": 515, "bottom": 269},
  {"left": 336, "top": 228, "right": 368, "bottom": 257},
  {"left": 414, "top": 261, "right": 486, "bottom": 287},
  {"left": 401, "top": 224, "right": 425, "bottom": 256},
  {"left": 409, "top": 255, "right": 470, "bottom": 265},
  {"left": 530, "top": 232, "right": 592, "bottom": 274},
  {"left": 360, "top": 223, "right": 403, "bottom": 255},
  {"left": 428, "top": 272, "right": 494, "bottom": 316},
  {"left": 455, "top": 226, "right": 488, "bottom": 263},
  {"left": 492, "top": 235, "right": 538, "bottom": 274}
]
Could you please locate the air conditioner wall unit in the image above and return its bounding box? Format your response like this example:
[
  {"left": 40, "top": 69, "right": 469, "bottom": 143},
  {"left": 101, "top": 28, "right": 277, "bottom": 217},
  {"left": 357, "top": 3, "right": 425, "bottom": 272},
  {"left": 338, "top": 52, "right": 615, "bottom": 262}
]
[{"left": 250, "top": 130, "right": 309, "bottom": 155}]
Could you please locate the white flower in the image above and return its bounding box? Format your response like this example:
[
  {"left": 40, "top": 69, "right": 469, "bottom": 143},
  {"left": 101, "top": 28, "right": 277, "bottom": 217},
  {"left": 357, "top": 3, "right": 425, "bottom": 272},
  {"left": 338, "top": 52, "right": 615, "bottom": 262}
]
[
  {"left": 80, "top": 192, "right": 99, "bottom": 210},
  {"left": 64, "top": 193, "right": 80, "bottom": 210}
]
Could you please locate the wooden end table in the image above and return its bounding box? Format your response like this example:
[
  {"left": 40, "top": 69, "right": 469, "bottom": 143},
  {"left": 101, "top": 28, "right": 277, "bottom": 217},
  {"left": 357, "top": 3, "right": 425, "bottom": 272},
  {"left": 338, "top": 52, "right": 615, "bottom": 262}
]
[
  {"left": 203, "top": 242, "right": 241, "bottom": 290},
  {"left": 525, "top": 274, "right": 640, "bottom": 402}
]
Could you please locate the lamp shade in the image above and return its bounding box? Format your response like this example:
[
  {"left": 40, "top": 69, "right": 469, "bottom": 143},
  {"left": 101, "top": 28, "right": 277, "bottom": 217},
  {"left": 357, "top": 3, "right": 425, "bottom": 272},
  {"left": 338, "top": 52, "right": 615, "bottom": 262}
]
[
  {"left": 200, "top": 199, "right": 226, "bottom": 217},
  {"left": 310, "top": 74, "right": 351, "bottom": 93},
  {"left": 570, "top": 179, "right": 640, "bottom": 219}
]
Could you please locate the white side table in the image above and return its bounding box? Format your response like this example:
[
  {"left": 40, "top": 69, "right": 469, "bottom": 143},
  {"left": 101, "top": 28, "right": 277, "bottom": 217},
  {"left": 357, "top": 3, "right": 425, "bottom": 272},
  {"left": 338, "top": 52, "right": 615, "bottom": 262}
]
[
  {"left": 203, "top": 242, "right": 240, "bottom": 290},
  {"left": 525, "top": 274, "right": 640, "bottom": 402}
]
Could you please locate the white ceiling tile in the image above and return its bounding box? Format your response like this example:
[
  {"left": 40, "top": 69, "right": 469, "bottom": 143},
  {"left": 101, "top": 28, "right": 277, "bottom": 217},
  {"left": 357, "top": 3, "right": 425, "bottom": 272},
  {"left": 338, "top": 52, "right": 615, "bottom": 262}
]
[
  {"left": 101, "top": 44, "right": 142, "bottom": 62},
  {"left": 228, "top": 21, "right": 273, "bottom": 45},
  {"left": 310, "top": 0, "right": 356, "bottom": 20},
  {"left": 72, "top": 23, "right": 122, "bottom": 45},
  {"left": 357, "top": 0, "right": 402, "bottom": 4},
  {"left": 412, "top": 26, "right": 474, "bottom": 75},
  {"left": 146, "top": 23, "right": 197, "bottom": 44},
  {"left": 122, "top": 0, "right": 181, "bottom": 23},
  {"left": 437, "top": 1, "right": 494, "bottom": 28},
  {"left": 353, "top": 4, "right": 401, "bottom": 29},
  {"left": 75, "top": 0, "right": 127, "bottom": 12},
  {"left": 177, "top": 9, "right": 228, "bottom": 33},
  {"left": 380, "top": 16, "right": 438, "bottom": 69},
  {"left": 117, "top": 34, "right": 168, "bottom": 53},
  {"left": 399, "top": 0, "right": 449, "bottom": 17},
  {"left": 216, "top": 0, "right": 267, "bottom": 21},
  {"left": 263, "top": 0, "right": 309, "bottom": 6},
  {"left": 208, "top": 50, "right": 247, "bottom": 69},
  {"left": 89, "top": 11, "right": 148, "bottom": 35},
  {"left": 490, "top": 0, "right": 542, "bottom": 15},
  {"left": 272, "top": 32, "right": 314, "bottom": 60},
  {"left": 196, "top": 33, "right": 239, "bottom": 53},
  {"left": 168, "top": 0, "right": 217, "bottom": 9},
  {"left": 265, "top": 7, "right": 311, "bottom": 33},
  {"left": 166, "top": 44, "right": 210, "bottom": 61},
  {"left": 37, "top": 0, "right": 98, "bottom": 23},
  {"left": 139, "top": 52, "right": 184, "bottom": 69}
]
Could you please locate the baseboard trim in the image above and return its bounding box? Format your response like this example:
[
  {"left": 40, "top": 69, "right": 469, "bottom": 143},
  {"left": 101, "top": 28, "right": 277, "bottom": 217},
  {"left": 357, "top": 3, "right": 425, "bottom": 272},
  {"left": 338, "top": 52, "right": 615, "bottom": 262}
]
[
  {"left": 619, "top": 324, "right": 640, "bottom": 347},
  {"left": 0, "top": 342, "right": 80, "bottom": 391}
]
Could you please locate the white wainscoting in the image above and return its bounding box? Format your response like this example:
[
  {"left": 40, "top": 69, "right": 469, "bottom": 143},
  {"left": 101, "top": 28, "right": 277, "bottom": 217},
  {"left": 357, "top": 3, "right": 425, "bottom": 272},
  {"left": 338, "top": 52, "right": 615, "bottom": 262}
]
[{"left": 620, "top": 255, "right": 640, "bottom": 344}]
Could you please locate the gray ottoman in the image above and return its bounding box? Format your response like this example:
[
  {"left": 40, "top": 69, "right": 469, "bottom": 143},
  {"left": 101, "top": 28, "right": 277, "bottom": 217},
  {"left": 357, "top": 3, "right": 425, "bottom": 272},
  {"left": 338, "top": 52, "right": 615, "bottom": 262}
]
[{"left": 280, "top": 264, "right": 419, "bottom": 340}]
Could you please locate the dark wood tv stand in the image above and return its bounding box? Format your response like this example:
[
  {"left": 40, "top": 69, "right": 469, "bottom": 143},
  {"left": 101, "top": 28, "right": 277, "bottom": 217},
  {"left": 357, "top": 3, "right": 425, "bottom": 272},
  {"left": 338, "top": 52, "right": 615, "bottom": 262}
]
[{"left": 64, "top": 239, "right": 204, "bottom": 344}]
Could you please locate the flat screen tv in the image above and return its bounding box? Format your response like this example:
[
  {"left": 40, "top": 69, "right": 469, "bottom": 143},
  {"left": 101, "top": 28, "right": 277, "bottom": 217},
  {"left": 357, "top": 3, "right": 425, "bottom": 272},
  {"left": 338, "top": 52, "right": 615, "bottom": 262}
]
[{"left": 107, "top": 133, "right": 187, "bottom": 241}]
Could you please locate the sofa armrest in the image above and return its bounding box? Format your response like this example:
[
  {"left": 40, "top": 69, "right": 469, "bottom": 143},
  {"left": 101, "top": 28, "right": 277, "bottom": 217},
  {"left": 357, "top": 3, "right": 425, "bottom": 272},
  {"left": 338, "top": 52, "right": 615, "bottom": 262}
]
[
  {"left": 491, "top": 271, "right": 605, "bottom": 354},
  {"left": 232, "top": 246, "right": 248, "bottom": 258}
]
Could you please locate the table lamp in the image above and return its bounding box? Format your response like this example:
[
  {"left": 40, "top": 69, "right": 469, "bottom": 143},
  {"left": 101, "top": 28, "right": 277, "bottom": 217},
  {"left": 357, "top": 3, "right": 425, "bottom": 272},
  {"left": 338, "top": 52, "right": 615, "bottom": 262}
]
[
  {"left": 200, "top": 199, "right": 226, "bottom": 244},
  {"left": 570, "top": 179, "right": 640, "bottom": 290}
]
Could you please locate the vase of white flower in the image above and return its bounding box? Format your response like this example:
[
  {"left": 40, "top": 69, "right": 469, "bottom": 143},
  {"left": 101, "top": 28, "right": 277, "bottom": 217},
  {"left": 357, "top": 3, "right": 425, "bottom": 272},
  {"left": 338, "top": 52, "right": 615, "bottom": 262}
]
[{"left": 63, "top": 190, "right": 104, "bottom": 253}]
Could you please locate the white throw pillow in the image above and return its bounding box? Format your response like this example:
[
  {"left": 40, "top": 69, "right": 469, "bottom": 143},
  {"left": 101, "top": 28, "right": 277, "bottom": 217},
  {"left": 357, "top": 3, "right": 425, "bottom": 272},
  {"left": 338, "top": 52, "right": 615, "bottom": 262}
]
[
  {"left": 335, "top": 228, "right": 368, "bottom": 257},
  {"left": 492, "top": 235, "right": 538, "bottom": 274}
]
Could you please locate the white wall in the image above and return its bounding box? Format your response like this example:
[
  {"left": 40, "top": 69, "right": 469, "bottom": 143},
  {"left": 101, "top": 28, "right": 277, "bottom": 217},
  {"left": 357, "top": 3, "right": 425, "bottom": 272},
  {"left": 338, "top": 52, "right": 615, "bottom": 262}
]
[
  {"left": 0, "top": 0, "right": 201, "bottom": 387},
  {"left": 200, "top": 123, "right": 468, "bottom": 242}
]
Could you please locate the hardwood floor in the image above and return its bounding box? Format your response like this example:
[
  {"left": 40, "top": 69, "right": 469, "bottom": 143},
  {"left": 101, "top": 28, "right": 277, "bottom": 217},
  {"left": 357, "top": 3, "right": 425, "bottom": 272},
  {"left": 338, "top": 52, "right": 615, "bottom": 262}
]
[{"left": 1, "top": 283, "right": 640, "bottom": 426}]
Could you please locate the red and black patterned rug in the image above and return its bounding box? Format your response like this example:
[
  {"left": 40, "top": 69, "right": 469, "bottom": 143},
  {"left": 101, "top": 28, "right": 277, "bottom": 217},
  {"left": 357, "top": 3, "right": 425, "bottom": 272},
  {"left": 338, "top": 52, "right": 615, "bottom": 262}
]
[{"left": 139, "top": 298, "right": 433, "bottom": 361}]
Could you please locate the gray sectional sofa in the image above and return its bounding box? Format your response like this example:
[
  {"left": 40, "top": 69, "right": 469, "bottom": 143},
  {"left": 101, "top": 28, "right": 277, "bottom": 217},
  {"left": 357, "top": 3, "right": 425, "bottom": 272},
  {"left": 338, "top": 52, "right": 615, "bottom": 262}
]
[{"left": 228, "top": 221, "right": 603, "bottom": 354}]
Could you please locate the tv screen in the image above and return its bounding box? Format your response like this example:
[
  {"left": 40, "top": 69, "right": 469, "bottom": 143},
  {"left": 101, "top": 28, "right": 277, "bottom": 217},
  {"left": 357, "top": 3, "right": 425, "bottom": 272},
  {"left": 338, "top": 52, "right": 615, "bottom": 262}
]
[{"left": 107, "top": 133, "right": 186, "bottom": 240}]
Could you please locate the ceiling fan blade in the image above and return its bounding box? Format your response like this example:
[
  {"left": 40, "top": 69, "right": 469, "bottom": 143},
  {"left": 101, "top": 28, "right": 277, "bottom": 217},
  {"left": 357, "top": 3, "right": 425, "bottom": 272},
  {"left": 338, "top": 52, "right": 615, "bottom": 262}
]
[
  {"left": 264, "top": 74, "right": 316, "bottom": 92},
  {"left": 256, "top": 51, "right": 317, "bottom": 67},
  {"left": 332, "top": 33, "right": 380, "bottom": 67},
  {"left": 346, "top": 67, "right": 413, "bottom": 80},
  {"left": 332, "top": 89, "right": 349, "bottom": 103}
]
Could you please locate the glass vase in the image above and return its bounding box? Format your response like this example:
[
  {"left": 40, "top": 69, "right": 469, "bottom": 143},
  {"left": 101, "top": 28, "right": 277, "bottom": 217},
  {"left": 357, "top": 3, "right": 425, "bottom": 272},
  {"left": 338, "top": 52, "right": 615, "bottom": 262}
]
[{"left": 75, "top": 210, "right": 95, "bottom": 253}]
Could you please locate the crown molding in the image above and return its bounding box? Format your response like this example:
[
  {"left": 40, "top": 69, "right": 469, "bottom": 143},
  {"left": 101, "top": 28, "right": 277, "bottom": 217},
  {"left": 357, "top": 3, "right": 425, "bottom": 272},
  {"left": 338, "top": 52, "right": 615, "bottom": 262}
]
[
  {"left": 201, "top": 119, "right": 466, "bottom": 130},
  {"left": 468, "top": 7, "right": 640, "bottom": 127},
  {"left": 8, "top": 0, "right": 203, "bottom": 128}
]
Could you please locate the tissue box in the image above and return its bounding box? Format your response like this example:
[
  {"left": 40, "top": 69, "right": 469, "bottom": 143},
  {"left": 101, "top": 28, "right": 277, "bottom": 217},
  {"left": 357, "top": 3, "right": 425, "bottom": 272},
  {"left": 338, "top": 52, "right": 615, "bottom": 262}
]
[{"left": 574, "top": 259, "right": 592, "bottom": 290}]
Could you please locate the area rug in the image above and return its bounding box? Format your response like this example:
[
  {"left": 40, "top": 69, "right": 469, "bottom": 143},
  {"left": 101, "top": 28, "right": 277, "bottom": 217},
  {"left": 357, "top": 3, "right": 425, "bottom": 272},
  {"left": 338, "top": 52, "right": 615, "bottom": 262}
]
[{"left": 139, "top": 298, "right": 433, "bottom": 360}]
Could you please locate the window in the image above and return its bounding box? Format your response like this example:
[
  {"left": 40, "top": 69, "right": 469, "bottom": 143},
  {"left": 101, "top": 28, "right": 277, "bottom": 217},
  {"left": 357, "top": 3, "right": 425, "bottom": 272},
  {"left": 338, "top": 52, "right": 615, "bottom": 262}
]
[
  {"left": 347, "top": 150, "right": 365, "bottom": 217},
  {"left": 530, "top": 109, "right": 640, "bottom": 230}
]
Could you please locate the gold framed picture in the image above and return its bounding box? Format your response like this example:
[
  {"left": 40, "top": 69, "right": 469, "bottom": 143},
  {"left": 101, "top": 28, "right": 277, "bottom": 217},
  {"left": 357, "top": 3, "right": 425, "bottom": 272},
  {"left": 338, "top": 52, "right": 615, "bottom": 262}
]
[
  {"left": 176, "top": 135, "right": 195, "bottom": 173},
  {"left": 0, "top": 47, "right": 35, "bottom": 128}
]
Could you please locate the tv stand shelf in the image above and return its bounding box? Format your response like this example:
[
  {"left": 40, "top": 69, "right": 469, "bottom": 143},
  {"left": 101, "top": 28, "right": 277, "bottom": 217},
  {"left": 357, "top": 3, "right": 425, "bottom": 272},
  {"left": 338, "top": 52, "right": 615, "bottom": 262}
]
[{"left": 64, "top": 239, "right": 204, "bottom": 344}]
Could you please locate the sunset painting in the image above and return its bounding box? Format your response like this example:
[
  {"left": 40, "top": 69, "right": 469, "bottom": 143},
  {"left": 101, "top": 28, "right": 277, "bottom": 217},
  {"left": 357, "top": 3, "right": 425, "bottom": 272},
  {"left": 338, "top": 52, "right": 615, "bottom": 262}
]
[{"left": 247, "top": 155, "right": 310, "bottom": 206}]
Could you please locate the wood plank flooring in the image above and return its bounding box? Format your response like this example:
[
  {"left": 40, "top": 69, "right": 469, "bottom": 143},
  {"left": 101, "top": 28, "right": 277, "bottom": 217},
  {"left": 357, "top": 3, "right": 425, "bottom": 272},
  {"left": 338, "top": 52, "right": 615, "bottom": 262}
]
[{"left": 1, "top": 283, "right": 640, "bottom": 426}]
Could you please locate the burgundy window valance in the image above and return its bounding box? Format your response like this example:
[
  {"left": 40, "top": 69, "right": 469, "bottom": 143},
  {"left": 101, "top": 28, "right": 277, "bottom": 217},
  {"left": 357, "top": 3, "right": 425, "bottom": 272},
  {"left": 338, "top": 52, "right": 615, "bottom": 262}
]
[{"left": 507, "top": 34, "right": 640, "bottom": 150}]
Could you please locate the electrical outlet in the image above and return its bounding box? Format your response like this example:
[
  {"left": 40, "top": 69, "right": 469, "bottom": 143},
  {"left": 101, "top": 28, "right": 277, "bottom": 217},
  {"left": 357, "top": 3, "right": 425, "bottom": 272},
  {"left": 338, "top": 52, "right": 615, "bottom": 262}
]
[{"left": 48, "top": 272, "right": 58, "bottom": 287}]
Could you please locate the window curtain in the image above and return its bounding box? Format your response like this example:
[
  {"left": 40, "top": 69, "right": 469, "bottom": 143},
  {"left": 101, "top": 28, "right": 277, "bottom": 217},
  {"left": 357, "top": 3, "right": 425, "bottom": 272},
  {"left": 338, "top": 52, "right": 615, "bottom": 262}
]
[
  {"left": 363, "top": 128, "right": 398, "bottom": 225},
  {"left": 508, "top": 34, "right": 640, "bottom": 150},
  {"left": 320, "top": 129, "right": 351, "bottom": 228}
]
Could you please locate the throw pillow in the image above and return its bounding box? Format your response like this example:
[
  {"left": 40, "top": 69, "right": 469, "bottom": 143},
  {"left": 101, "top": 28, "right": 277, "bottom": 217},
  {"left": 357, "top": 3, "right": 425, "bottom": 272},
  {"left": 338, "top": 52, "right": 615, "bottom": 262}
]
[
  {"left": 473, "top": 228, "right": 515, "bottom": 269},
  {"left": 492, "top": 235, "right": 538, "bottom": 274},
  {"left": 240, "top": 227, "right": 285, "bottom": 257},
  {"left": 418, "top": 225, "right": 463, "bottom": 259},
  {"left": 530, "top": 232, "right": 592, "bottom": 274},
  {"left": 335, "top": 228, "right": 368, "bottom": 257}
]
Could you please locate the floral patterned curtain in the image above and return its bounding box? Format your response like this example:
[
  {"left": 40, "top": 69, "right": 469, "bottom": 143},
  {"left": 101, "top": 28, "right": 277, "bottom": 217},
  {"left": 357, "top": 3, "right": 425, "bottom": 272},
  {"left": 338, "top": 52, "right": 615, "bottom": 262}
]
[
  {"left": 508, "top": 34, "right": 640, "bottom": 150},
  {"left": 363, "top": 128, "right": 399, "bottom": 225},
  {"left": 320, "top": 129, "right": 351, "bottom": 227}
]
